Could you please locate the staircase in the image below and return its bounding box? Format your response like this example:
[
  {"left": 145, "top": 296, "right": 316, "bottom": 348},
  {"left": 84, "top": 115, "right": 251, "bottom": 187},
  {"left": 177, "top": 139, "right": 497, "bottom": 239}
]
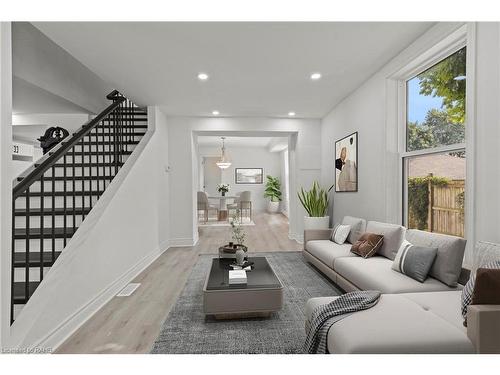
[{"left": 11, "top": 90, "right": 147, "bottom": 323}]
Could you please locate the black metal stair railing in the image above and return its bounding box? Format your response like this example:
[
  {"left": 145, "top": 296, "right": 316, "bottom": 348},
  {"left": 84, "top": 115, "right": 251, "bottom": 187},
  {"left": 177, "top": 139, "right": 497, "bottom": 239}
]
[{"left": 10, "top": 90, "right": 147, "bottom": 323}]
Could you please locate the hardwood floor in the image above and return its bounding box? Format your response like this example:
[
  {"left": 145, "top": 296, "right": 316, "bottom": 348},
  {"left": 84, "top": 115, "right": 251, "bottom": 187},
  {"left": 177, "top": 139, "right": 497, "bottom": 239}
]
[{"left": 55, "top": 212, "right": 301, "bottom": 354}]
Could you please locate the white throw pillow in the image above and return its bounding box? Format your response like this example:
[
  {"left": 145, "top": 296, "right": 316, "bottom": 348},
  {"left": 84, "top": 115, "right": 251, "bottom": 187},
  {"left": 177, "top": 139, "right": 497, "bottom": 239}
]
[{"left": 330, "top": 224, "right": 351, "bottom": 245}]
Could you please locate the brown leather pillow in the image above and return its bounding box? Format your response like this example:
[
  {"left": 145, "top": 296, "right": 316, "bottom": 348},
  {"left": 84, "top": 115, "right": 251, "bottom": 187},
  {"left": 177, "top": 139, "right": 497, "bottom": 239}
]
[
  {"left": 471, "top": 268, "right": 500, "bottom": 305},
  {"left": 350, "top": 233, "right": 384, "bottom": 258}
]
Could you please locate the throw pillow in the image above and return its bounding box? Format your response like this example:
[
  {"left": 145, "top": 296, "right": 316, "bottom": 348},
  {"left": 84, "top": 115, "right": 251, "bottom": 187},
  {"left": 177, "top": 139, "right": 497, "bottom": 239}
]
[
  {"left": 341, "top": 216, "right": 366, "bottom": 244},
  {"left": 330, "top": 224, "right": 351, "bottom": 244},
  {"left": 406, "top": 229, "right": 466, "bottom": 287},
  {"left": 391, "top": 241, "right": 438, "bottom": 283},
  {"left": 461, "top": 260, "right": 500, "bottom": 326},
  {"left": 365, "top": 221, "right": 405, "bottom": 260},
  {"left": 471, "top": 268, "right": 500, "bottom": 305},
  {"left": 350, "top": 233, "right": 384, "bottom": 258}
]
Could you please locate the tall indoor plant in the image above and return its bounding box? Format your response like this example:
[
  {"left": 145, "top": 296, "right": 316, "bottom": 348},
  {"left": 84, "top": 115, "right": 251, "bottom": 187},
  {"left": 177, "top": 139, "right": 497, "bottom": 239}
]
[
  {"left": 264, "top": 175, "right": 282, "bottom": 213},
  {"left": 297, "top": 181, "right": 333, "bottom": 229}
]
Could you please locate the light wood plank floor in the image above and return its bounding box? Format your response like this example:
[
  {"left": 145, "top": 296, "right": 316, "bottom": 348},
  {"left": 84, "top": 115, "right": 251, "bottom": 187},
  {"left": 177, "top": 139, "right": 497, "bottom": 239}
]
[{"left": 55, "top": 212, "right": 301, "bottom": 354}]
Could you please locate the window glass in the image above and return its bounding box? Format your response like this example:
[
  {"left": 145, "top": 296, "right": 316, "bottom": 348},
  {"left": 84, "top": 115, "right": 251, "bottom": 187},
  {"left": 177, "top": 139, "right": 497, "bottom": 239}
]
[
  {"left": 406, "top": 47, "right": 466, "bottom": 151},
  {"left": 406, "top": 151, "right": 465, "bottom": 237}
]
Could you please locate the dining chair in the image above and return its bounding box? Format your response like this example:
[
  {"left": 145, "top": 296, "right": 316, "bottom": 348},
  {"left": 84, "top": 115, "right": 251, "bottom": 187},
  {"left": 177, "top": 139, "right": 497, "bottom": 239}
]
[
  {"left": 227, "top": 192, "right": 241, "bottom": 218},
  {"left": 239, "top": 191, "right": 252, "bottom": 222},
  {"left": 197, "top": 191, "right": 218, "bottom": 223}
]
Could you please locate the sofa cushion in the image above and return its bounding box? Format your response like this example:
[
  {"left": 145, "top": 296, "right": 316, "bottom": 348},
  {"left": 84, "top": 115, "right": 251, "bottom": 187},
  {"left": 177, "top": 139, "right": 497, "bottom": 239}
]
[
  {"left": 341, "top": 216, "right": 366, "bottom": 244},
  {"left": 350, "top": 233, "right": 384, "bottom": 258},
  {"left": 305, "top": 240, "right": 355, "bottom": 268},
  {"left": 334, "top": 256, "right": 458, "bottom": 294},
  {"left": 406, "top": 229, "right": 466, "bottom": 287},
  {"left": 365, "top": 221, "right": 405, "bottom": 260},
  {"left": 392, "top": 240, "right": 438, "bottom": 283},
  {"left": 306, "top": 291, "right": 473, "bottom": 353}
]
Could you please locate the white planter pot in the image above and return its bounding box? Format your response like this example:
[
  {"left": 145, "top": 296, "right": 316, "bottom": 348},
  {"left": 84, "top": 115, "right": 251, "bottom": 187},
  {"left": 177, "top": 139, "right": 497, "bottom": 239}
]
[
  {"left": 304, "top": 216, "right": 330, "bottom": 230},
  {"left": 267, "top": 201, "right": 280, "bottom": 213}
]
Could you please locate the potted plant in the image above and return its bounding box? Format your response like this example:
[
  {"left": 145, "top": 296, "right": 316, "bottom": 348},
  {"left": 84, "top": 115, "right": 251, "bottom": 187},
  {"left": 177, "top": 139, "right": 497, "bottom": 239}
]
[
  {"left": 297, "top": 181, "right": 333, "bottom": 230},
  {"left": 230, "top": 210, "right": 247, "bottom": 265},
  {"left": 217, "top": 183, "right": 230, "bottom": 196},
  {"left": 263, "top": 175, "right": 282, "bottom": 213}
]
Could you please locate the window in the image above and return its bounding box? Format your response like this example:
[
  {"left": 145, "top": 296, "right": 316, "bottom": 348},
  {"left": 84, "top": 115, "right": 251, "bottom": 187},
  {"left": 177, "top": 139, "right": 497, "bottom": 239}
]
[{"left": 403, "top": 47, "right": 466, "bottom": 237}]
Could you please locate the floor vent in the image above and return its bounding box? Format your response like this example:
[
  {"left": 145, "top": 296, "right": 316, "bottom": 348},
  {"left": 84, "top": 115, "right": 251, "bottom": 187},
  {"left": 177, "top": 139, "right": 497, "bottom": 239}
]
[{"left": 116, "top": 283, "right": 141, "bottom": 297}]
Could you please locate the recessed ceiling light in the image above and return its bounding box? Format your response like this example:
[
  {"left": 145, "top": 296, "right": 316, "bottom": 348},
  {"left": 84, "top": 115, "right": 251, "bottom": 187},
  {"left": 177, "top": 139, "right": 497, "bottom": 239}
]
[
  {"left": 212, "top": 110, "right": 220, "bottom": 115},
  {"left": 197, "top": 72, "right": 209, "bottom": 81},
  {"left": 310, "top": 72, "right": 322, "bottom": 80},
  {"left": 288, "top": 112, "right": 296, "bottom": 117}
]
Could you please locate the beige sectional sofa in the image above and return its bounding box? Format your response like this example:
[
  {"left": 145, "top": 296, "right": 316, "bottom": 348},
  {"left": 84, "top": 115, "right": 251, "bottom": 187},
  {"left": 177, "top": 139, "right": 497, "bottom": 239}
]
[{"left": 303, "top": 216, "right": 500, "bottom": 354}]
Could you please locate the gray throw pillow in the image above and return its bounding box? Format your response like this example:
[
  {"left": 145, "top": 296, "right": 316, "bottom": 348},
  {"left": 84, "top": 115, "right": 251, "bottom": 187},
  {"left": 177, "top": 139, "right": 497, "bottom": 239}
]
[
  {"left": 341, "top": 216, "right": 366, "bottom": 244},
  {"left": 406, "top": 229, "right": 466, "bottom": 287},
  {"left": 392, "top": 241, "right": 438, "bottom": 283},
  {"left": 365, "top": 221, "right": 405, "bottom": 260}
]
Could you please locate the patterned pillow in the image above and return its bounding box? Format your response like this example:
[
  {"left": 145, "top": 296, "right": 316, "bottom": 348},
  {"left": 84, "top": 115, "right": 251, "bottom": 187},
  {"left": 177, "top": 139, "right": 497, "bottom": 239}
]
[
  {"left": 461, "top": 260, "right": 500, "bottom": 326},
  {"left": 392, "top": 240, "right": 438, "bottom": 283},
  {"left": 330, "top": 224, "right": 351, "bottom": 245}
]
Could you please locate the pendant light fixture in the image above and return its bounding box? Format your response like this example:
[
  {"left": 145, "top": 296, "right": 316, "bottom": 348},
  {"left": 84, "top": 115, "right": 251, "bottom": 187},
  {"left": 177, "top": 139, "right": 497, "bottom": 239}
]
[{"left": 216, "top": 137, "right": 231, "bottom": 169}]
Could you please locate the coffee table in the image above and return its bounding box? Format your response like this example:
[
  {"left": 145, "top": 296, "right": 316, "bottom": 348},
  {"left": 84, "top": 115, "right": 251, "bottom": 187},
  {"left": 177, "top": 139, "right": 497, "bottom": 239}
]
[{"left": 203, "top": 257, "right": 283, "bottom": 318}]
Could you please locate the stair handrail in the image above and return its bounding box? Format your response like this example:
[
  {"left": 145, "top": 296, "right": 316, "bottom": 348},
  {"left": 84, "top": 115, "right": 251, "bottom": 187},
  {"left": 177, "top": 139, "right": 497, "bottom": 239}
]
[{"left": 13, "top": 90, "right": 126, "bottom": 199}]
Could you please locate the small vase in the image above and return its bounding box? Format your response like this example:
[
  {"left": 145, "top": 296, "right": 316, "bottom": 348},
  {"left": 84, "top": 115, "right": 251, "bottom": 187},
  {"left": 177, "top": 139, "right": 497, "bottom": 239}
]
[
  {"left": 235, "top": 249, "right": 245, "bottom": 266},
  {"left": 222, "top": 191, "right": 226, "bottom": 197}
]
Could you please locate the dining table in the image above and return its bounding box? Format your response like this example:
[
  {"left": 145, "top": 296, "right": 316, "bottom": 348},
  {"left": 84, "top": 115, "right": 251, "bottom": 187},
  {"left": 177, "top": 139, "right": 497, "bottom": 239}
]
[{"left": 208, "top": 195, "right": 237, "bottom": 221}]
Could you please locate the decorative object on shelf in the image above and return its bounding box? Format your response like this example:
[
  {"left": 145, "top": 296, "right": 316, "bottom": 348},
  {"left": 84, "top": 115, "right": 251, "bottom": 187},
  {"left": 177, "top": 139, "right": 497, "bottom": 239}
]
[
  {"left": 235, "top": 248, "right": 246, "bottom": 266},
  {"left": 264, "top": 175, "right": 282, "bottom": 213},
  {"left": 228, "top": 269, "right": 247, "bottom": 284},
  {"left": 218, "top": 243, "right": 248, "bottom": 260},
  {"left": 38, "top": 126, "right": 70, "bottom": 154},
  {"left": 217, "top": 183, "right": 230, "bottom": 196},
  {"left": 335, "top": 131, "right": 358, "bottom": 192},
  {"left": 216, "top": 137, "right": 231, "bottom": 169},
  {"left": 235, "top": 168, "right": 263, "bottom": 184},
  {"left": 298, "top": 181, "right": 333, "bottom": 230}
]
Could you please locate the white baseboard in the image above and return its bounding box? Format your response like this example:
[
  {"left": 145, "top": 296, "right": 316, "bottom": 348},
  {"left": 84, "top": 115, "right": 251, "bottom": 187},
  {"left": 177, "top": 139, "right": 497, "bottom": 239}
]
[
  {"left": 37, "top": 242, "right": 171, "bottom": 351},
  {"left": 169, "top": 237, "right": 197, "bottom": 247},
  {"left": 289, "top": 232, "right": 304, "bottom": 244}
]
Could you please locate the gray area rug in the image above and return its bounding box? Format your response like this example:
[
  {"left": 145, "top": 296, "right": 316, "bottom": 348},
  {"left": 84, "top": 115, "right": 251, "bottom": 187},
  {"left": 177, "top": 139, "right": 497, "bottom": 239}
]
[{"left": 151, "top": 251, "right": 342, "bottom": 354}]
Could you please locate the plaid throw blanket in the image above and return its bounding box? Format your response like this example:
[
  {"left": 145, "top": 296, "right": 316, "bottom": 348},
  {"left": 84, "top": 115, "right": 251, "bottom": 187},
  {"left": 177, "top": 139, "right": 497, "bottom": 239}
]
[{"left": 303, "top": 290, "right": 381, "bottom": 354}]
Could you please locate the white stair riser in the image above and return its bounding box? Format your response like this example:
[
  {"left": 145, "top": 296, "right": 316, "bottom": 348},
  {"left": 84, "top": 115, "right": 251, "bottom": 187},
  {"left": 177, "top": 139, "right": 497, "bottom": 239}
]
[
  {"left": 44, "top": 154, "right": 129, "bottom": 164},
  {"left": 14, "top": 268, "right": 52, "bottom": 282},
  {"left": 15, "top": 195, "right": 99, "bottom": 210},
  {"left": 13, "top": 239, "right": 66, "bottom": 252},
  {"left": 15, "top": 215, "right": 84, "bottom": 229},
  {"left": 16, "top": 179, "right": 112, "bottom": 194},
  {"left": 20, "top": 164, "right": 127, "bottom": 180}
]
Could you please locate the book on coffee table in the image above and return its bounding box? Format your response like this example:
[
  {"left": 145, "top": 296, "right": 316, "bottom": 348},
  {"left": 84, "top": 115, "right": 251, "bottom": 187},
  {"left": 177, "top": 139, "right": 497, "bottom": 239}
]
[{"left": 228, "top": 270, "right": 247, "bottom": 284}]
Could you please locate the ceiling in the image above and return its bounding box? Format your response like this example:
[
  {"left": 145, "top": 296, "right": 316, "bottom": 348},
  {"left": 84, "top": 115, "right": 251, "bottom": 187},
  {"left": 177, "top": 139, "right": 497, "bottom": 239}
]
[
  {"left": 13, "top": 76, "right": 91, "bottom": 114},
  {"left": 33, "top": 22, "right": 434, "bottom": 118},
  {"left": 198, "top": 136, "right": 286, "bottom": 149}
]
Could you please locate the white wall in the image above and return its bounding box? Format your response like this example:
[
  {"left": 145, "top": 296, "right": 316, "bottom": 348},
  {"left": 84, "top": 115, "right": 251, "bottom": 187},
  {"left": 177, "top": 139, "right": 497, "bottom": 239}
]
[
  {"left": 280, "top": 149, "right": 290, "bottom": 216},
  {"left": 198, "top": 145, "right": 282, "bottom": 211},
  {"left": 0, "top": 22, "right": 13, "bottom": 350},
  {"left": 12, "top": 22, "right": 110, "bottom": 114},
  {"left": 473, "top": 22, "right": 500, "bottom": 246},
  {"left": 6, "top": 106, "right": 170, "bottom": 349},
  {"left": 321, "top": 22, "right": 500, "bottom": 264},
  {"left": 168, "top": 116, "right": 322, "bottom": 245}
]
